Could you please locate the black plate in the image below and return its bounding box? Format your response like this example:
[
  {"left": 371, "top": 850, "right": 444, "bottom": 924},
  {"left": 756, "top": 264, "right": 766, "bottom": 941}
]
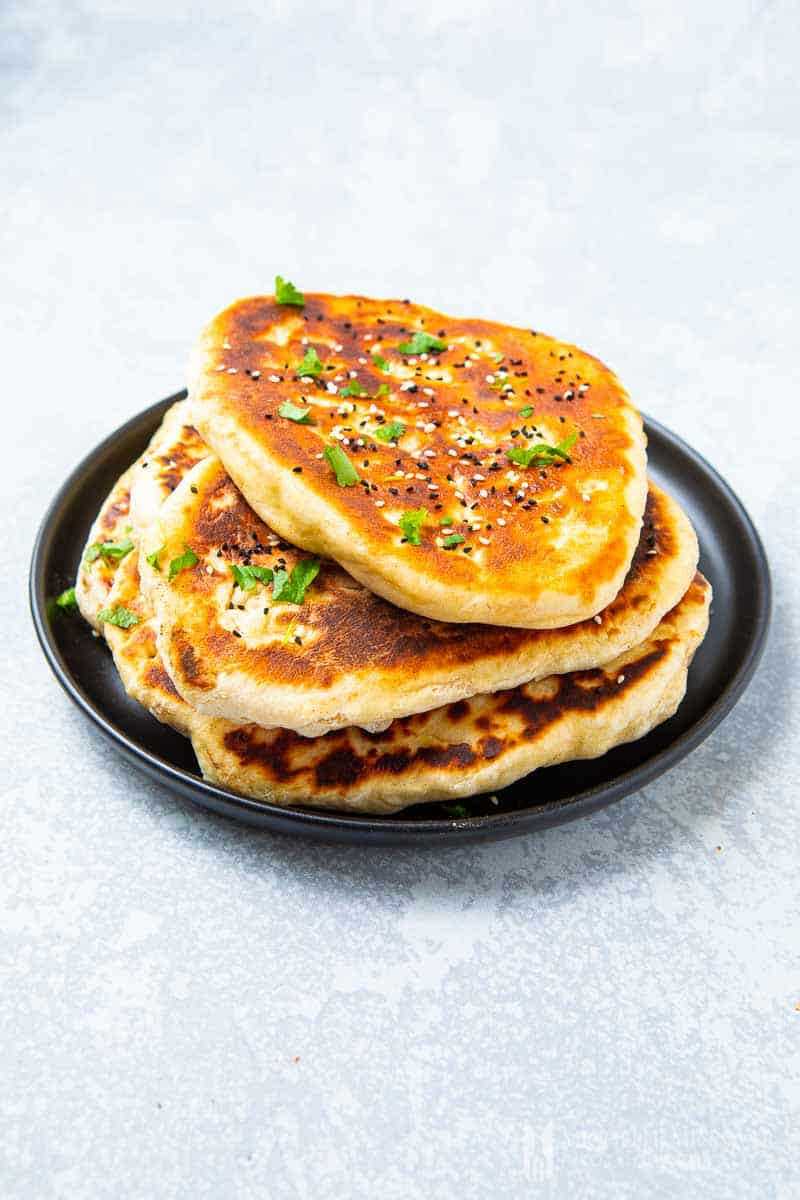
[{"left": 30, "top": 392, "right": 771, "bottom": 846}]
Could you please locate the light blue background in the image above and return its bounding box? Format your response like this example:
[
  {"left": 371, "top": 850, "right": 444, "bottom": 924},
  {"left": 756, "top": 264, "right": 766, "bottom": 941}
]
[{"left": 2, "top": 2, "right": 798, "bottom": 1196}]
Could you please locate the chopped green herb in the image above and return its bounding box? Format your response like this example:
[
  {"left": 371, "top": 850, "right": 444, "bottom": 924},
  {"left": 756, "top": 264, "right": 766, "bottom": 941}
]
[
  {"left": 230, "top": 563, "right": 274, "bottom": 591},
  {"left": 274, "top": 275, "right": 304, "bottom": 306},
  {"left": 507, "top": 432, "right": 577, "bottom": 469},
  {"left": 85, "top": 536, "right": 134, "bottom": 566},
  {"left": 439, "top": 516, "right": 454, "bottom": 526},
  {"left": 489, "top": 375, "right": 512, "bottom": 391},
  {"left": 443, "top": 803, "right": 469, "bottom": 819},
  {"left": 272, "top": 558, "right": 321, "bottom": 605},
  {"left": 399, "top": 507, "right": 427, "bottom": 545},
  {"left": 278, "top": 399, "right": 312, "bottom": 423},
  {"left": 374, "top": 383, "right": 390, "bottom": 397},
  {"left": 168, "top": 544, "right": 199, "bottom": 582},
  {"left": 295, "top": 346, "right": 323, "bottom": 377},
  {"left": 397, "top": 331, "right": 447, "bottom": 355},
  {"left": 371, "top": 353, "right": 389, "bottom": 371},
  {"left": 55, "top": 587, "right": 78, "bottom": 613},
  {"left": 146, "top": 546, "right": 165, "bottom": 572},
  {"left": 324, "top": 443, "right": 360, "bottom": 486},
  {"left": 97, "top": 605, "right": 139, "bottom": 629},
  {"left": 282, "top": 618, "right": 298, "bottom": 644},
  {"left": 519, "top": 405, "right": 534, "bottom": 418},
  {"left": 339, "top": 378, "right": 368, "bottom": 398},
  {"left": 442, "top": 533, "right": 465, "bottom": 548},
  {"left": 374, "top": 421, "right": 406, "bottom": 443}
]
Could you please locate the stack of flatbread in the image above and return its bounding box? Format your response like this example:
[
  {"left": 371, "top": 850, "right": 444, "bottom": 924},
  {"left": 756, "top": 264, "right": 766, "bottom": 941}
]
[{"left": 75, "top": 287, "right": 710, "bottom": 814}]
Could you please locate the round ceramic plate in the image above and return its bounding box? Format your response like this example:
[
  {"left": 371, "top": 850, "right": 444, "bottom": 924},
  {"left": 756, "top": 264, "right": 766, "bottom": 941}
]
[{"left": 30, "top": 392, "right": 770, "bottom": 846}]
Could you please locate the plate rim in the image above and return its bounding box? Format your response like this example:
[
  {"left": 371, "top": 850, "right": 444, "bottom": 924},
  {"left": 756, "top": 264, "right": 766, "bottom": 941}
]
[{"left": 29, "top": 391, "right": 772, "bottom": 844}]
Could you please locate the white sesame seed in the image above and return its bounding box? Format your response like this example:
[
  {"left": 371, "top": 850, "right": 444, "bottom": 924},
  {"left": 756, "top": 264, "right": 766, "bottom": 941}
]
[
  {"left": 215, "top": 364, "right": 226, "bottom": 371},
  {"left": 647, "top": 548, "right": 658, "bottom": 556},
  {"left": 420, "top": 353, "right": 429, "bottom": 361},
  {"left": 594, "top": 614, "right": 603, "bottom": 624},
  {"left": 268, "top": 374, "right": 280, "bottom": 382},
  {"left": 227, "top": 367, "right": 238, "bottom": 374},
  {"left": 497, "top": 517, "right": 507, "bottom": 526},
  {"left": 479, "top": 489, "right": 488, "bottom": 498},
  {"left": 222, "top": 340, "right": 231, "bottom": 350},
  {"left": 206, "top": 565, "right": 214, "bottom": 574},
  {"left": 591, "top": 413, "right": 605, "bottom": 419},
  {"left": 486, "top": 374, "right": 495, "bottom": 384},
  {"left": 479, "top": 537, "right": 490, "bottom": 545},
  {"left": 326, "top": 382, "right": 338, "bottom": 394},
  {"left": 423, "top": 387, "right": 435, "bottom": 396},
  {"left": 363, "top": 334, "right": 372, "bottom": 341},
  {"left": 448, "top": 409, "right": 459, "bottom": 417},
  {"left": 408, "top": 357, "right": 417, "bottom": 365},
  {"left": 448, "top": 449, "right": 458, "bottom": 457},
  {"left": 250, "top": 370, "right": 260, "bottom": 378},
  {"left": 617, "top": 675, "right": 625, "bottom": 684},
  {"left": 375, "top": 499, "right": 385, "bottom": 508},
  {"left": 334, "top": 343, "right": 343, "bottom": 352},
  {"left": 423, "top": 449, "right": 436, "bottom": 457},
  {"left": 581, "top": 493, "right": 591, "bottom": 502},
  {"left": 400, "top": 382, "right": 415, "bottom": 391},
  {"left": 315, "top": 452, "right": 323, "bottom": 459},
  {"left": 427, "top": 484, "right": 438, "bottom": 491},
  {"left": 358, "top": 357, "right": 368, "bottom": 365},
  {"left": 424, "top": 422, "right": 436, "bottom": 432}
]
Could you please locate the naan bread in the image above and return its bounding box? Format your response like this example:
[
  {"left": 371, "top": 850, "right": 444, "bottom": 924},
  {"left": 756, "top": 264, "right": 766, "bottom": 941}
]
[
  {"left": 128, "top": 398, "right": 208, "bottom": 533},
  {"left": 75, "top": 467, "right": 135, "bottom": 630},
  {"left": 140, "top": 454, "right": 697, "bottom": 737},
  {"left": 103, "top": 552, "right": 711, "bottom": 814},
  {"left": 189, "top": 292, "right": 648, "bottom": 628}
]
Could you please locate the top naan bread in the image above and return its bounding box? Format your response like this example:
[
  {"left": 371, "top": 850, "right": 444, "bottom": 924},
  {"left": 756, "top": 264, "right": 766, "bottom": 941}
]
[{"left": 189, "top": 292, "right": 648, "bottom": 628}]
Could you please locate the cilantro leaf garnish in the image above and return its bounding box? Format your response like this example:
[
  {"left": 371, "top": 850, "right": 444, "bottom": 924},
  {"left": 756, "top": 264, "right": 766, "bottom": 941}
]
[
  {"left": 295, "top": 346, "right": 323, "bottom": 377},
  {"left": 85, "top": 536, "right": 134, "bottom": 566},
  {"left": 442, "top": 533, "right": 465, "bottom": 548},
  {"left": 55, "top": 587, "right": 78, "bottom": 613},
  {"left": 371, "top": 353, "right": 389, "bottom": 371},
  {"left": 399, "top": 507, "right": 426, "bottom": 545},
  {"left": 374, "top": 383, "right": 390, "bottom": 397},
  {"left": 519, "top": 405, "right": 534, "bottom": 418},
  {"left": 439, "top": 516, "right": 453, "bottom": 526},
  {"left": 507, "top": 433, "right": 577, "bottom": 468},
  {"left": 339, "top": 378, "right": 368, "bottom": 398},
  {"left": 274, "top": 275, "right": 304, "bottom": 306},
  {"left": 97, "top": 605, "right": 139, "bottom": 629},
  {"left": 374, "top": 421, "right": 406, "bottom": 443},
  {"left": 272, "top": 558, "right": 321, "bottom": 605},
  {"left": 397, "top": 331, "right": 446, "bottom": 355},
  {"left": 146, "top": 546, "right": 165, "bottom": 572},
  {"left": 323, "top": 443, "right": 360, "bottom": 486},
  {"left": 230, "top": 563, "right": 274, "bottom": 591},
  {"left": 168, "top": 544, "right": 199, "bottom": 582},
  {"left": 278, "top": 399, "right": 313, "bottom": 423}
]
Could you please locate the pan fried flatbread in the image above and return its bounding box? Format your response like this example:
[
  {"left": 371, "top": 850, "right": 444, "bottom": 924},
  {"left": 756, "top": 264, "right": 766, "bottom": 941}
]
[
  {"left": 140, "top": 453, "right": 697, "bottom": 737},
  {"left": 189, "top": 292, "right": 648, "bottom": 628},
  {"left": 104, "top": 553, "right": 711, "bottom": 814}
]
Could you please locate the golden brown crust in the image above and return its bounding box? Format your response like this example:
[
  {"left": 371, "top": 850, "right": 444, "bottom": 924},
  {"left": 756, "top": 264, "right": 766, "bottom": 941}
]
[
  {"left": 192, "top": 573, "right": 712, "bottom": 812},
  {"left": 189, "top": 293, "right": 648, "bottom": 626},
  {"left": 140, "top": 454, "right": 697, "bottom": 736},
  {"left": 101, "top": 548, "right": 712, "bottom": 815}
]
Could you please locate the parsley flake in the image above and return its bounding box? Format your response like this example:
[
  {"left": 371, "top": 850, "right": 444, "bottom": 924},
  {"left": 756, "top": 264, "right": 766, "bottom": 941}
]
[
  {"left": 146, "top": 546, "right": 165, "bottom": 572},
  {"left": 519, "top": 405, "right": 534, "bottom": 418},
  {"left": 295, "top": 346, "right": 323, "bottom": 377},
  {"left": 507, "top": 432, "right": 577, "bottom": 469},
  {"left": 397, "top": 331, "right": 447, "bottom": 355},
  {"left": 371, "top": 353, "right": 389, "bottom": 371},
  {"left": 399, "top": 507, "right": 426, "bottom": 545},
  {"left": 442, "top": 533, "right": 465, "bottom": 549},
  {"left": 97, "top": 605, "right": 140, "bottom": 629},
  {"left": 374, "top": 421, "right": 406, "bottom": 443},
  {"left": 272, "top": 558, "right": 321, "bottom": 605},
  {"left": 55, "top": 587, "right": 78, "bottom": 613},
  {"left": 274, "top": 275, "right": 304, "bottom": 306},
  {"left": 339, "top": 378, "right": 368, "bottom": 398},
  {"left": 439, "top": 516, "right": 453, "bottom": 526},
  {"left": 85, "top": 536, "right": 134, "bottom": 566},
  {"left": 443, "top": 803, "right": 469, "bottom": 819},
  {"left": 323, "top": 444, "right": 360, "bottom": 486},
  {"left": 168, "top": 544, "right": 199, "bottom": 582},
  {"left": 278, "top": 399, "right": 313, "bottom": 423},
  {"left": 230, "top": 563, "right": 274, "bottom": 591}
]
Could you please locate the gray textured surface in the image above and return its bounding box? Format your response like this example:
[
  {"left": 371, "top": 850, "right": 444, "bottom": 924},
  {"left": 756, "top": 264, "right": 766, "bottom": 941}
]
[{"left": 3, "top": 2, "right": 799, "bottom": 1196}]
